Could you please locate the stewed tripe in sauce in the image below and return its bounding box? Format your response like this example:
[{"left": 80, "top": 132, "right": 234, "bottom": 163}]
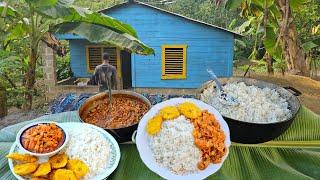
[
  {"left": 84, "top": 94, "right": 149, "bottom": 129},
  {"left": 21, "top": 123, "right": 65, "bottom": 153}
]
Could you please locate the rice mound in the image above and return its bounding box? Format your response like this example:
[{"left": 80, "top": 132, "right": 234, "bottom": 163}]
[
  {"left": 64, "top": 127, "right": 110, "bottom": 179},
  {"left": 201, "top": 82, "right": 292, "bottom": 123},
  {"left": 149, "top": 115, "right": 201, "bottom": 175}
]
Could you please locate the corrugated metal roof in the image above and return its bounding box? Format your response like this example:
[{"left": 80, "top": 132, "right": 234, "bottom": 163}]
[{"left": 99, "top": 1, "right": 243, "bottom": 38}]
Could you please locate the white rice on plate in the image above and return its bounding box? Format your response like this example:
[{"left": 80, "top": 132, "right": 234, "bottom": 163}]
[
  {"left": 64, "top": 127, "right": 110, "bottom": 179},
  {"left": 201, "top": 82, "right": 292, "bottom": 123},
  {"left": 149, "top": 115, "right": 201, "bottom": 175}
]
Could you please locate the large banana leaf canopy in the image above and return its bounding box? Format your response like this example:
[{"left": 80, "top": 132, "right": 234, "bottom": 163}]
[
  {"left": 0, "top": 106, "right": 320, "bottom": 179},
  {"left": 1, "top": 0, "right": 154, "bottom": 55}
]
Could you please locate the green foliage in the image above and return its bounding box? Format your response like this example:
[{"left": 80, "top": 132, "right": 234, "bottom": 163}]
[
  {"left": 0, "top": 0, "right": 154, "bottom": 109},
  {"left": 53, "top": 22, "right": 154, "bottom": 55},
  {"left": 302, "top": 38, "right": 320, "bottom": 53},
  {"left": 142, "top": 0, "right": 241, "bottom": 29},
  {"left": 289, "top": 0, "right": 308, "bottom": 10},
  {"left": 6, "top": 87, "right": 27, "bottom": 108},
  {"left": 74, "top": 0, "right": 123, "bottom": 11},
  {"left": 223, "top": 0, "right": 320, "bottom": 75},
  {"left": 56, "top": 52, "right": 73, "bottom": 81},
  {"left": 294, "top": 0, "right": 320, "bottom": 74},
  {"left": 225, "top": 0, "right": 243, "bottom": 10},
  {"left": 0, "top": 50, "right": 28, "bottom": 108}
]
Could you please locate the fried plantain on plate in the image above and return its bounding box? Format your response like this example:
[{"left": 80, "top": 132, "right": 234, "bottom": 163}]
[
  {"left": 52, "top": 169, "right": 77, "bottom": 180},
  {"left": 49, "top": 153, "right": 68, "bottom": 169},
  {"left": 31, "top": 177, "right": 48, "bottom": 180},
  {"left": 13, "top": 162, "right": 38, "bottom": 176},
  {"left": 48, "top": 169, "right": 57, "bottom": 180},
  {"left": 67, "top": 159, "right": 89, "bottom": 178},
  {"left": 6, "top": 153, "right": 38, "bottom": 163},
  {"left": 32, "top": 162, "right": 51, "bottom": 177}
]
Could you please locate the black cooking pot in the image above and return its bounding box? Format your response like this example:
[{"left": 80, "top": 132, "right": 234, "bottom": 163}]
[
  {"left": 199, "top": 78, "right": 301, "bottom": 144},
  {"left": 77, "top": 90, "right": 152, "bottom": 143}
]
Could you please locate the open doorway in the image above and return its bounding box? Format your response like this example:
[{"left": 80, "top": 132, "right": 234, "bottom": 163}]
[{"left": 121, "top": 50, "right": 132, "bottom": 89}]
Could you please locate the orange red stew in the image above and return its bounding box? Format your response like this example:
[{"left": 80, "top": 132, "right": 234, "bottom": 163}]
[
  {"left": 21, "top": 123, "right": 64, "bottom": 153},
  {"left": 191, "top": 110, "right": 227, "bottom": 170},
  {"left": 84, "top": 94, "right": 149, "bottom": 129}
]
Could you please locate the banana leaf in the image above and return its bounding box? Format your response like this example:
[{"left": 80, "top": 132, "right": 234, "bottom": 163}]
[
  {"left": 27, "top": 0, "right": 137, "bottom": 38},
  {"left": 25, "top": 0, "right": 154, "bottom": 55},
  {"left": 215, "top": 107, "right": 320, "bottom": 180},
  {"left": 0, "top": 3, "right": 20, "bottom": 18},
  {"left": 52, "top": 22, "right": 154, "bottom": 55},
  {"left": 0, "top": 107, "right": 319, "bottom": 180}
]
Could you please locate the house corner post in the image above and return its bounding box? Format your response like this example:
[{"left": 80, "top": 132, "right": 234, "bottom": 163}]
[{"left": 41, "top": 43, "right": 57, "bottom": 101}]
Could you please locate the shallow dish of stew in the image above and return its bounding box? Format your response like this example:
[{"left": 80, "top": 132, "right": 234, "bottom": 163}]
[
  {"left": 16, "top": 122, "right": 68, "bottom": 157},
  {"left": 78, "top": 90, "right": 152, "bottom": 142}
]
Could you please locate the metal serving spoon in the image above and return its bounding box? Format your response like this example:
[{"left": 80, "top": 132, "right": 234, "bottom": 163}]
[
  {"left": 106, "top": 71, "right": 113, "bottom": 120},
  {"left": 97, "top": 72, "right": 113, "bottom": 127},
  {"left": 207, "top": 68, "right": 239, "bottom": 106}
]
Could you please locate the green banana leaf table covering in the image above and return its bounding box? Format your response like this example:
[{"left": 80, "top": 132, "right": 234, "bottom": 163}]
[{"left": 1, "top": 106, "right": 320, "bottom": 180}]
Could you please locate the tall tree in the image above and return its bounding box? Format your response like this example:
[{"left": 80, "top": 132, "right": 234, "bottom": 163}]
[
  {"left": 223, "top": 0, "right": 310, "bottom": 76},
  {"left": 276, "top": 0, "right": 308, "bottom": 75}
]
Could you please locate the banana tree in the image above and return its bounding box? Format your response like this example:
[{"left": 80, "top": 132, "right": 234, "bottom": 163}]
[
  {"left": 223, "top": 0, "right": 309, "bottom": 76},
  {"left": 302, "top": 36, "right": 320, "bottom": 77},
  {"left": 0, "top": 0, "right": 154, "bottom": 110}
]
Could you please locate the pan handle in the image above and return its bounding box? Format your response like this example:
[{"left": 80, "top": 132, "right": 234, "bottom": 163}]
[
  {"left": 283, "top": 86, "right": 302, "bottom": 96},
  {"left": 131, "top": 130, "right": 137, "bottom": 144}
]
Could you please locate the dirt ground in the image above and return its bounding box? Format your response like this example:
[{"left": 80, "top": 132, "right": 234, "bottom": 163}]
[
  {"left": 0, "top": 103, "right": 49, "bottom": 130},
  {"left": 235, "top": 71, "right": 320, "bottom": 115}
]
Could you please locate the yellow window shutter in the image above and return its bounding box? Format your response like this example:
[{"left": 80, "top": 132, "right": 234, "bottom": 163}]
[
  {"left": 162, "top": 45, "right": 187, "bottom": 79},
  {"left": 86, "top": 46, "right": 102, "bottom": 72}
]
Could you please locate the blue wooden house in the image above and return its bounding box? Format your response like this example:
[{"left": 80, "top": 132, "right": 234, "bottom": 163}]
[{"left": 57, "top": 1, "right": 241, "bottom": 89}]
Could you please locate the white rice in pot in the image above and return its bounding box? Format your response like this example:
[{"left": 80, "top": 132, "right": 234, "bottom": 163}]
[
  {"left": 64, "top": 127, "right": 110, "bottom": 179},
  {"left": 200, "top": 82, "right": 292, "bottom": 123},
  {"left": 149, "top": 116, "right": 201, "bottom": 175}
]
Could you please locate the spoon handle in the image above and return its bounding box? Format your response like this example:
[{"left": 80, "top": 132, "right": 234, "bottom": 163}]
[{"left": 207, "top": 68, "right": 223, "bottom": 91}]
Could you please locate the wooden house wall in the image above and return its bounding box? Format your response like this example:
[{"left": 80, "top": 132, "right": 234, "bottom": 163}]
[{"left": 68, "top": 3, "right": 234, "bottom": 88}]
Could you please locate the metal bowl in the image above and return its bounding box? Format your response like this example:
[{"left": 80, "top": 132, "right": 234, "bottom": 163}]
[
  {"left": 198, "top": 77, "right": 301, "bottom": 144},
  {"left": 78, "top": 90, "right": 152, "bottom": 143}
]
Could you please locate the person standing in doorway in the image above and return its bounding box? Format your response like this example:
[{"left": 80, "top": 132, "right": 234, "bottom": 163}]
[{"left": 88, "top": 52, "right": 118, "bottom": 92}]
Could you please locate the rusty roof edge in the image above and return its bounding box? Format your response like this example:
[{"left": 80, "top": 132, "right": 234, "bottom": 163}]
[{"left": 98, "top": 1, "right": 243, "bottom": 38}]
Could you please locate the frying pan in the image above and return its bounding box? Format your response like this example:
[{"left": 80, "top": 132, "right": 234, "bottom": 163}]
[{"left": 78, "top": 90, "right": 152, "bottom": 143}]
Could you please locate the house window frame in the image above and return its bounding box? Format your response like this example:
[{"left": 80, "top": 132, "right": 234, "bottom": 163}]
[
  {"left": 161, "top": 44, "right": 187, "bottom": 80},
  {"left": 85, "top": 45, "right": 122, "bottom": 78}
]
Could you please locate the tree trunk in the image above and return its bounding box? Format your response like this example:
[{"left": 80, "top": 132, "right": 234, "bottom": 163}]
[
  {"left": 0, "top": 84, "right": 7, "bottom": 118},
  {"left": 23, "top": 48, "right": 37, "bottom": 110},
  {"left": 277, "top": 0, "right": 309, "bottom": 76},
  {"left": 263, "top": 0, "right": 273, "bottom": 75},
  {"left": 265, "top": 53, "right": 274, "bottom": 75}
]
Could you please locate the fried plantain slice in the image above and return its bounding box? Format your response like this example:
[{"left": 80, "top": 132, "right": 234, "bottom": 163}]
[
  {"left": 178, "top": 102, "right": 202, "bottom": 119},
  {"left": 32, "top": 162, "right": 51, "bottom": 177},
  {"left": 67, "top": 159, "right": 89, "bottom": 178},
  {"left": 52, "top": 169, "right": 77, "bottom": 180},
  {"left": 48, "top": 169, "right": 57, "bottom": 180},
  {"left": 159, "top": 106, "right": 180, "bottom": 120},
  {"left": 6, "top": 153, "right": 38, "bottom": 163},
  {"left": 146, "top": 115, "right": 163, "bottom": 135},
  {"left": 14, "top": 162, "right": 38, "bottom": 176},
  {"left": 31, "top": 177, "right": 48, "bottom": 180},
  {"left": 49, "top": 153, "right": 68, "bottom": 169}
]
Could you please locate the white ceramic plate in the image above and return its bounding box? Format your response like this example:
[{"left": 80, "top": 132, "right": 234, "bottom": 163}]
[
  {"left": 8, "top": 122, "right": 121, "bottom": 180},
  {"left": 136, "top": 98, "right": 231, "bottom": 180}
]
